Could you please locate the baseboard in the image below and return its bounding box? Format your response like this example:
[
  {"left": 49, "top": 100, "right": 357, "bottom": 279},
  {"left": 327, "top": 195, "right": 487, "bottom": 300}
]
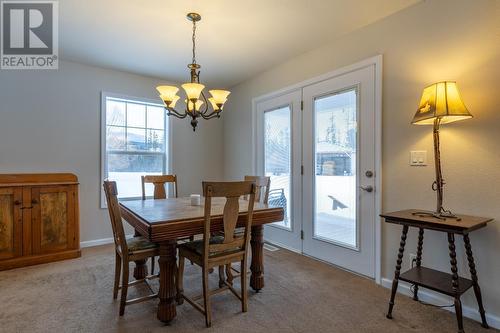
[
  {"left": 80, "top": 234, "right": 133, "bottom": 248},
  {"left": 381, "top": 277, "right": 500, "bottom": 330}
]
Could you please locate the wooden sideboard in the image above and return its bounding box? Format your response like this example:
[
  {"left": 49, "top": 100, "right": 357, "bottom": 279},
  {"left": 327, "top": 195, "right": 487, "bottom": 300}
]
[{"left": 0, "top": 173, "right": 81, "bottom": 270}]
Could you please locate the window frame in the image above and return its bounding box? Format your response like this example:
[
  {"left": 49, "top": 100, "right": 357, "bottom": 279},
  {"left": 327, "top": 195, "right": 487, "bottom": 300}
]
[{"left": 100, "top": 91, "right": 172, "bottom": 208}]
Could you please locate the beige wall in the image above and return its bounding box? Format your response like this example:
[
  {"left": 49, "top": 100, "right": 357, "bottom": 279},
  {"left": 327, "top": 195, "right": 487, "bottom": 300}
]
[
  {"left": 0, "top": 60, "right": 224, "bottom": 242},
  {"left": 223, "top": 0, "right": 500, "bottom": 319}
]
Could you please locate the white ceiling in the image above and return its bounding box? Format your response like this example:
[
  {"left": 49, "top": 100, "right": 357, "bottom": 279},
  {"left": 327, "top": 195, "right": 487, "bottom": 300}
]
[{"left": 60, "top": 0, "right": 420, "bottom": 87}]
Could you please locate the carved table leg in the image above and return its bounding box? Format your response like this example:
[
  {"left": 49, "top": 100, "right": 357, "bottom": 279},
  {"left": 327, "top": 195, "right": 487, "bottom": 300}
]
[
  {"left": 463, "top": 234, "right": 489, "bottom": 328},
  {"left": 448, "top": 233, "right": 464, "bottom": 333},
  {"left": 250, "top": 225, "right": 264, "bottom": 292},
  {"left": 157, "top": 240, "right": 177, "bottom": 323},
  {"left": 413, "top": 228, "right": 424, "bottom": 301},
  {"left": 386, "top": 225, "right": 409, "bottom": 319},
  {"left": 133, "top": 229, "right": 148, "bottom": 280}
]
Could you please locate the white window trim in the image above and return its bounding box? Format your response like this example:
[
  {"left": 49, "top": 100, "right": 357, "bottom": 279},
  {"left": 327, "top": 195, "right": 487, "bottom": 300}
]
[{"left": 100, "top": 91, "right": 172, "bottom": 208}]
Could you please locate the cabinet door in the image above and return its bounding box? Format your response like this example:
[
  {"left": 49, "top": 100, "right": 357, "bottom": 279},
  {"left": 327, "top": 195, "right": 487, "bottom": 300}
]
[
  {"left": 0, "top": 187, "right": 23, "bottom": 260},
  {"left": 31, "top": 185, "right": 77, "bottom": 254}
]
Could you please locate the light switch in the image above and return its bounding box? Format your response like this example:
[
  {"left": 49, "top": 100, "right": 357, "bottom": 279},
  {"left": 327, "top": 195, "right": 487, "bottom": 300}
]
[{"left": 410, "top": 151, "right": 427, "bottom": 166}]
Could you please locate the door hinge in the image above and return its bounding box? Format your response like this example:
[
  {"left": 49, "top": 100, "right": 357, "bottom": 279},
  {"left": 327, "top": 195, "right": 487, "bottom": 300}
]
[
  {"left": 300, "top": 100, "right": 304, "bottom": 111},
  {"left": 300, "top": 230, "right": 304, "bottom": 240},
  {"left": 301, "top": 165, "right": 304, "bottom": 175}
]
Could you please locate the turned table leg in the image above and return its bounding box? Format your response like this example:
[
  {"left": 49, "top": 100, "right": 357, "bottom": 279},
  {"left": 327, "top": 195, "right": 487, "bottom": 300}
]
[
  {"left": 413, "top": 228, "right": 424, "bottom": 301},
  {"left": 387, "top": 225, "right": 409, "bottom": 319},
  {"left": 250, "top": 225, "right": 264, "bottom": 292},
  {"left": 157, "top": 240, "right": 177, "bottom": 323},
  {"left": 448, "top": 233, "right": 464, "bottom": 333},
  {"left": 463, "top": 234, "right": 489, "bottom": 328},
  {"left": 133, "top": 229, "right": 148, "bottom": 280}
]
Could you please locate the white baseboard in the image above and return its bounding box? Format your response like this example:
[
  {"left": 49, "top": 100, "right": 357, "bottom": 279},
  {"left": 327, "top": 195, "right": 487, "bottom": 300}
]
[
  {"left": 80, "top": 235, "right": 133, "bottom": 248},
  {"left": 381, "top": 277, "right": 500, "bottom": 330}
]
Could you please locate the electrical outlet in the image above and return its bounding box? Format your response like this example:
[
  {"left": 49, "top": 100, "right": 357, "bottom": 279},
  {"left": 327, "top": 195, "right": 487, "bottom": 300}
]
[{"left": 409, "top": 253, "right": 417, "bottom": 268}]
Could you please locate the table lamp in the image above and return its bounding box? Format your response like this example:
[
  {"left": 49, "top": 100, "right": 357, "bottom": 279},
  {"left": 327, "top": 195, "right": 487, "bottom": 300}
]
[{"left": 411, "top": 81, "right": 472, "bottom": 219}]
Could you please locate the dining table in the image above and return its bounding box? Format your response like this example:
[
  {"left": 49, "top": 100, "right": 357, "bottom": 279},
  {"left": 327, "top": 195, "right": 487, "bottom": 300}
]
[{"left": 119, "top": 196, "right": 285, "bottom": 323}]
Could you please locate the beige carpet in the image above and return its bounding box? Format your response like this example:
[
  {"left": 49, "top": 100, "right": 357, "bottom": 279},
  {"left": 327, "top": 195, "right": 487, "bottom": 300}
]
[{"left": 0, "top": 244, "right": 494, "bottom": 333}]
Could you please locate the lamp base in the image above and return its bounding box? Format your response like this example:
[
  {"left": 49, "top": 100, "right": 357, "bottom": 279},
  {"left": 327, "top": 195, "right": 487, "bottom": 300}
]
[{"left": 412, "top": 209, "right": 462, "bottom": 221}]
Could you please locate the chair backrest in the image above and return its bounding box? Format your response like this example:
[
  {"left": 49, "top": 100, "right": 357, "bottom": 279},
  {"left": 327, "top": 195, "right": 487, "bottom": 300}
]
[
  {"left": 244, "top": 176, "right": 270, "bottom": 204},
  {"left": 103, "top": 180, "right": 128, "bottom": 255},
  {"left": 141, "top": 174, "right": 178, "bottom": 200},
  {"left": 202, "top": 181, "right": 256, "bottom": 260}
]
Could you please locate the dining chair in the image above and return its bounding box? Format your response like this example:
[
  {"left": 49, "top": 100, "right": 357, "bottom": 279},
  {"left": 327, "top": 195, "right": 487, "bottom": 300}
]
[
  {"left": 141, "top": 174, "right": 178, "bottom": 200},
  {"left": 223, "top": 175, "right": 271, "bottom": 282},
  {"left": 141, "top": 174, "right": 193, "bottom": 274},
  {"left": 103, "top": 180, "right": 159, "bottom": 316},
  {"left": 244, "top": 175, "right": 271, "bottom": 204},
  {"left": 176, "top": 181, "right": 256, "bottom": 327}
]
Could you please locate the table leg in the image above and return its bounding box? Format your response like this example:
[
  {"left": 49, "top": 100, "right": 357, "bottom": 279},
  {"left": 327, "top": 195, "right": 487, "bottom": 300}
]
[
  {"left": 463, "top": 234, "right": 489, "bottom": 328},
  {"left": 413, "top": 228, "right": 424, "bottom": 301},
  {"left": 386, "top": 225, "right": 409, "bottom": 319},
  {"left": 250, "top": 225, "right": 264, "bottom": 292},
  {"left": 157, "top": 240, "right": 177, "bottom": 323},
  {"left": 133, "top": 229, "right": 148, "bottom": 280},
  {"left": 448, "top": 233, "right": 464, "bottom": 333}
]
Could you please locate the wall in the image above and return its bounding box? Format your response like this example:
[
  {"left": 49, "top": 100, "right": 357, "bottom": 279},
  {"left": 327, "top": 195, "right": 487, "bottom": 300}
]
[
  {"left": 0, "top": 60, "right": 224, "bottom": 242},
  {"left": 223, "top": 0, "right": 500, "bottom": 321}
]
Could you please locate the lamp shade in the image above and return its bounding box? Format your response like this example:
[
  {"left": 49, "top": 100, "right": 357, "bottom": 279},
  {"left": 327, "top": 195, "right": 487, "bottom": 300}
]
[
  {"left": 182, "top": 83, "right": 205, "bottom": 101},
  {"left": 162, "top": 95, "right": 180, "bottom": 108},
  {"left": 185, "top": 99, "right": 204, "bottom": 112},
  {"left": 209, "top": 90, "right": 230, "bottom": 105},
  {"left": 412, "top": 81, "right": 472, "bottom": 125},
  {"left": 156, "top": 85, "right": 179, "bottom": 102},
  {"left": 208, "top": 97, "right": 219, "bottom": 110}
]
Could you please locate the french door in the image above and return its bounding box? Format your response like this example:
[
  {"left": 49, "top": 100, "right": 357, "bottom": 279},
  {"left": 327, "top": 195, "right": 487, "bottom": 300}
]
[
  {"left": 302, "top": 66, "right": 376, "bottom": 278},
  {"left": 255, "top": 61, "right": 379, "bottom": 278},
  {"left": 255, "top": 90, "right": 302, "bottom": 251}
]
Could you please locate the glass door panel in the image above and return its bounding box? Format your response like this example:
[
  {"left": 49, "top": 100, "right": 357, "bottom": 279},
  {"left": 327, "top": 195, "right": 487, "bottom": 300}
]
[
  {"left": 264, "top": 106, "right": 291, "bottom": 229},
  {"left": 255, "top": 89, "right": 302, "bottom": 252},
  {"left": 314, "top": 89, "right": 357, "bottom": 248}
]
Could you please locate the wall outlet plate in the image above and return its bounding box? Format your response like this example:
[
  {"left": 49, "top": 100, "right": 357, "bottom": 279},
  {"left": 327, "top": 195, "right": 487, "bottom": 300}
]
[
  {"left": 410, "top": 151, "right": 427, "bottom": 166},
  {"left": 409, "top": 253, "right": 417, "bottom": 267}
]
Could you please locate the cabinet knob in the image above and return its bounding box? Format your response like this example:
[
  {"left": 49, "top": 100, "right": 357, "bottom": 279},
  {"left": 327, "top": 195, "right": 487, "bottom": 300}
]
[
  {"left": 31, "top": 199, "right": 38, "bottom": 205},
  {"left": 14, "top": 200, "right": 21, "bottom": 205}
]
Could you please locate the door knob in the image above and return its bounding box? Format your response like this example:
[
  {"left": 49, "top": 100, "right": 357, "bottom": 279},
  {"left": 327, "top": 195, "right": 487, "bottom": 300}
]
[{"left": 360, "top": 185, "right": 373, "bottom": 193}]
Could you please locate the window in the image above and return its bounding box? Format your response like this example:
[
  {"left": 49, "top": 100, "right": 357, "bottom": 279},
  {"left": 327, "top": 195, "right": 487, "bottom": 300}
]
[{"left": 101, "top": 92, "right": 169, "bottom": 206}]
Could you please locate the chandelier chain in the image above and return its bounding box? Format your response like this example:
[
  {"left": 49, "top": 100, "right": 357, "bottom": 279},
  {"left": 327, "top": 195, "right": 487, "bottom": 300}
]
[{"left": 192, "top": 20, "right": 197, "bottom": 65}]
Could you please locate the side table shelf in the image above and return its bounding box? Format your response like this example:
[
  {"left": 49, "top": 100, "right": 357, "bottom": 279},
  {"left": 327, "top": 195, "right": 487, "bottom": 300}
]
[{"left": 399, "top": 266, "right": 473, "bottom": 297}]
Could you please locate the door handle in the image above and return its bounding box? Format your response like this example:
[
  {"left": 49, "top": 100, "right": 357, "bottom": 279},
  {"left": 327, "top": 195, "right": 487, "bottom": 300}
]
[{"left": 360, "top": 185, "right": 373, "bottom": 193}]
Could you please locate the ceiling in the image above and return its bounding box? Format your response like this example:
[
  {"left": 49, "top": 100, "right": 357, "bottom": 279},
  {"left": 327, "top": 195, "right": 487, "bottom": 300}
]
[{"left": 60, "top": 0, "right": 420, "bottom": 87}]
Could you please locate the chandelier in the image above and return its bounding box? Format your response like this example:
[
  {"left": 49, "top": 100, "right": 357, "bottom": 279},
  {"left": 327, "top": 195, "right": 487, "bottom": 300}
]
[{"left": 156, "top": 12, "right": 230, "bottom": 131}]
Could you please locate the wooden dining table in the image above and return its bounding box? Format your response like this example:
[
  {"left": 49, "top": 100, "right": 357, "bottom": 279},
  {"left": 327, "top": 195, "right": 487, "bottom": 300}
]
[{"left": 119, "top": 196, "right": 284, "bottom": 323}]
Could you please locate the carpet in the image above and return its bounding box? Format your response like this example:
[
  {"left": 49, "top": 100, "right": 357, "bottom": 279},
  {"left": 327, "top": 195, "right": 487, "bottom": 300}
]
[{"left": 0, "top": 244, "right": 493, "bottom": 333}]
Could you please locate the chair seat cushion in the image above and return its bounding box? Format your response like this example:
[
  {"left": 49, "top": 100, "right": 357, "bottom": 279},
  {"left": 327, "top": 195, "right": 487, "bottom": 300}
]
[
  {"left": 127, "top": 236, "right": 158, "bottom": 253},
  {"left": 179, "top": 235, "right": 227, "bottom": 255}
]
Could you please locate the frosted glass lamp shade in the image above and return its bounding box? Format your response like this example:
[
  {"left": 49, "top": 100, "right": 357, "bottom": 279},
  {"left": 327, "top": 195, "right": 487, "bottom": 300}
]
[
  {"left": 156, "top": 85, "right": 179, "bottom": 102},
  {"left": 412, "top": 81, "right": 472, "bottom": 125},
  {"left": 185, "top": 99, "right": 204, "bottom": 112},
  {"left": 182, "top": 83, "right": 205, "bottom": 101},
  {"left": 162, "top": 95, "right": 180, "bottom": 108},
  {"left": 208, "top": 97, "right": 220, "bottom": 110},
  {"left": 209, "top": 90, "right": 230, "bottom": 106}
]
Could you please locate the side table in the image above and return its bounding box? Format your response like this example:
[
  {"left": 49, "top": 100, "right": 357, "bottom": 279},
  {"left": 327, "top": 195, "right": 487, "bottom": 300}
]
[{"left": 381, "top": 209, "right": 493, "bottom": 333}]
